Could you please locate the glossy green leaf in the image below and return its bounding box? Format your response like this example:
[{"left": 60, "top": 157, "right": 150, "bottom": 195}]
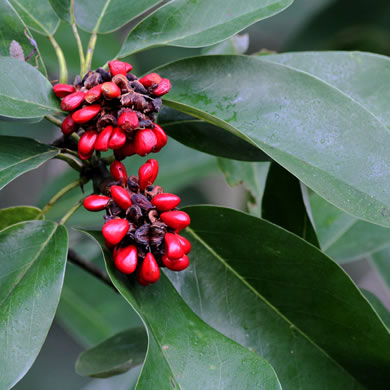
[
  {"left": 49, "top": 0, "right": 71, "bottom": 23},
  {"left": 159, "top": 55, "right": 390, "bottom": 228},
  {"left": 310, "top": 193, "right": 390, "bottom": 263},
  {"left": 0, "top": 0, "right": 46, "bottom": 75},
  {"left": 0, "top": 220, "right": 68, "bottom": 390},
  {"left": 0, "top": 206, "right": 42, "bottom": 231},
  {"left": 167, "top": 205, "right": 390, "bottom": 389},
  {"left": 9, "top": 0, "right": 59, "bottom": 36},
  {"left": 201, "top": 34, "right": 249, "bottom": 55},
  {"left": 361, "top": 289, "right": 390, "bottom": 329},
  {"left": 119, "top": 0, "right": 293, "bottom": 56},
  {"left": 0, "top": 136, "right": 58, "bottom": 190},
  {"left": 85, "top": 232, "right": 282, "bottom": 390},
  {"left": 76, "top": 327, "right": 147, "bottom": 378},
  {"left": 0, "top": 57, "right": 60, "bottom": 119},
  {"left": 74, "top": 0, "right": 164, "bottom": 34},
  {"left": 262, "top": 162, "right": 319, "bottom": 246}
]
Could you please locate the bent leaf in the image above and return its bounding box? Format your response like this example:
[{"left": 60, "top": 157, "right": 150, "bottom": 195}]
[
  {"left": 0, "top": 136, "right": 58, "bottom": 190},
  {"left": 158, "top": 55, "right": 390, "bottom": 228},
  {"left": 0, "top": 220, "right": 68, "bottom": 389},
  {"left": 85, "top": 231, "right": 282, "bottom": 390},
  {"left": 0, "top": 206, "right": 43, "bottom": 231},
  {"left": 119, "top": 0, "right": 293, "bottom": 56},
  {"left": 167, "top": 206, "right": 390, "bottom": 389}
]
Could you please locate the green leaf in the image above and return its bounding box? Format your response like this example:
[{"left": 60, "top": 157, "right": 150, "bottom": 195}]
[
  {"left": 74, "top": 0, "right": 164, "bottom": 34},
  {"left": 262, "top": 162, "right": 319, "bottom": 246},
  {"left": 119, "top": 0, "right": 293, "bottom": 56},
  {"left": 310, "top": 193, "right": 390, "bottom": 263},
  {"left": 49, "top": 0, "right": 71, "bottom": 23},
  {"left": 159, "top": 55, "right": 390, "bottom": 228},
  {"left": 0, "top": 57, "right": 60, "bottom": 119},
  {"left": 76, "top": 327, "right": 147, "bottom": 378},
  {"left": 361, "top": 289, "right": 390, "bottom": 329},
  {"left": 0, "top": 0, "right": 47, "bottom": 75},
  {"left": 0, "top": 206, "right": 43, "bottom": 231},
  {"left": 9, "top": 0, "right": 59, "bottom": 36},
  {"left": 85, "top": 231, "right": 282, "bottom": 390},
  {"left": 0, "top": 136, "right": 58, "bottom": 190},
  {"left": 201, "top": 34, "right": 249, "bottom": 55},
  {"left": 372, "top": 247, "right": 390, "bottom": 294},
  {"left": 0, "top": 220, "right": 68, "bottom": 389},
  {"left": 169, "top": 205, "right": 390, "bottom": 389}
]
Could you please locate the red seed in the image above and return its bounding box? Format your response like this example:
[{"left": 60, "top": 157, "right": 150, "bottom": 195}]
[
  {"left": 83, "top": 195, "right": 110, "bottom": 211},
  {"left": 95, "top": 125, "right": 114, "bottom": 151},
  {"left": 134, "top": 129, "right": 157, "bottom": 156},
  {"left": 136, "top": 268, "right": 150, "bottom": 286},
  {"left": 138, "top": 159, "right": 159, "bottom": 191},
  {"left": 78, "top": 130, "right": 97, "bottom": 159},
  {"left": 108, "top": 60, "right": 132, "bottom": 76},
  {"left": 61, "top": 114, "right": 78, "bottom": 135},
  {"left": 72, "top": 104, "right": 101, "bottom": 124},
  {"left": 162, "top": 254, "right": 189, "bottom": 271},
  {"left": 152, "top": 78, "right": 171, "bottom": 96},
  {"left": 152, "top": 123, "right": 167, "bottom": 152},
  {"left": 111, "top": 185, "right": 132, "bottom": 210},
  {"left": 108, "top": 127, "right": 127, "bottom": 149},
  {"left": 160, "top": 211, "right": 190, "bottom": 230},
  {"left": 105, "top": 238, "right": 114, "bottom": 249},
  {"left": 102, "top": 218, "right": 129, "bottom": 246},
  {"left": 118, "top": 141, "right": 136, "bottom": 158},
  {"left": 164, "top": 232, "right": 184, "bottom": 260},
  {"left": 110, "top": 160, "right": 128, "bottom": 182},
  {"left": 85, "top": 84, "right": 103, "bottom": 103},
  {"left": 101, "top": 81, "right": 121, "bottom": 98},
  {"left": 151, "top": 193, "right": 180, "bottom": 212},
  {"left": 139, "top": 73, "right": 161, "bottom": 88},
  {"left": 114, "top": 245, "right": 137, "bottom": 274},
  {"left": 118, "top": 111, "right": 139, "bottom": 131},
  {"left": 61, "top": 91, "right": 85, "bottom": 111},
  {"left": 140, "top": 253, "right": 160, "bottom": 283},
  {"left": 176, "top": 234, "right": 191, "bottom": 254},
  {"left": 147, "top": 159, "right": 159, "bottom": 183},
  {"left": 53, "top": 83, "right": 75, "bottom": 98}
]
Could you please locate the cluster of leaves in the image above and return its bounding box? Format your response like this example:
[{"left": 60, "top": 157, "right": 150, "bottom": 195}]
[{"left": 0, "top": 0, "right": 390, "bottom": 389}]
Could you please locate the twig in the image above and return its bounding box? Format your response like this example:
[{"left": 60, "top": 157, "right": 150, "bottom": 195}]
[
  {"left": 59, "top": 199, "right": 83, "bottom": 224},
  {"left": 70, "top": 0, "right": 86, "bottom": 76},
  {"left": 45, "top": 115, "right": 62, "bottom": 127}
]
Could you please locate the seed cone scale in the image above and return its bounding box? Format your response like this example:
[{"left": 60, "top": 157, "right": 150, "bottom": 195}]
[
  {"left": 52, "top": 60, "right": 170, "bottom": 161},
  {"left": 83, "top": 159, "right": 191, "bottom": 285}
]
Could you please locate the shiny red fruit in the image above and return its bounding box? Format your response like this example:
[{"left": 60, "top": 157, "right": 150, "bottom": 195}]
[
  {"left": 134, "top": 129, "right": 157, "bottom": 156},
  {"left": 118, "top": 112, "right": 139, "bottom": 131},
  {"left": 139, "top": 73, "right": 161, "bottom": 87},
  {"left": 110, "top": 160, "right": 128, "bottom": 182},
  {"left": 95, "top": 125, "right": 113, "bottom": 151},
  {"left": 176, "top": 234, "right": 191, "bottom": 254},
  {"left": 102, "top": 218, "right": 129, "bottom": 246},
  {"left": 105, "top": 238, "right": 114, "bottom": 249},
  {"left": 147, "top": 159, "right": 159, "bottom": 183},
  {"left": 162, "top": 254, "right": 189, "bottom": 271},
  {"left": 140, "top": 253, "right": 160, "bottom": 283},
  {"left": 72, "top": 104, "right": 101, "bottom": 124},
  {"left": 153, "top": 78, "right": 171, "bottom": 96},
  {"left": 138, "top": 159, "right": 159, "bottom": 191},
  {"left": 60, "top": 91, "right": 85, "bottom": 111},
  {"left": 115, "top": 142, "right": 136, "bottom": 160},
  {"left": 101, "top": 81, "right": 121, "bottom": 98},
  {"left": 152, "top": 123, "right": 167, "bottom": 152},
  {"left": 151, "top": 193, "right": 180, "bottom": 212},
  {"left": 78, "top": 130, "right": 97, "bottom": 160},
  {"left": 108, "top": 60, "right": 132, "bottom": 76},
  {"left": 53, "top": 83, "right": 75, "bottom": 98},
  {"left": 61, "top": 114, "right": 78, "bottom": 135},
  {"left": 108, "top": 127, "right": 127, "bottom": 149},
  {"left": 111, "top": 185, "right": 132, "bottom": 210},
  {"left": 85, "top": 84, "right": 102, "bottom": 103},
  {"left": 160, "top": 211, "right": 190, "bottom": 230},
  {"left": 114, "top": 245, "right": 137, "bottom": 274},
  {"left": 164, "top": 232, "right": 184, "bottom": 260},
  {"left": 83, "top": 195, "right": 110, "bottom": 211},
  {"left": 136, "top": 268, "right": 150, "bottom": 286}
]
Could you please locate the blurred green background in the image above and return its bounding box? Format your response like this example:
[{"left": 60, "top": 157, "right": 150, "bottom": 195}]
[{"left": 2, "top": 0, "right": 390, "bottom": 388}]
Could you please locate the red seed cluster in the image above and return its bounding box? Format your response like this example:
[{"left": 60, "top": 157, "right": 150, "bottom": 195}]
[
  {"left": 53, "top": 60, "right": 170, "bottom": 161},
  {"left": 83, "top": 159, "right": 191, "bottom": 285}
]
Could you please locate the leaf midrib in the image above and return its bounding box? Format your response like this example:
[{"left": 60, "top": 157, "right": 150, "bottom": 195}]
[{"left": 0, "top": 91, "right": 58, "bottom": 114}]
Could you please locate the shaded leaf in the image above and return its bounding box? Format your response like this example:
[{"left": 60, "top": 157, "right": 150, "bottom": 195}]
[
  {"left": 49, "top": 0, "right": 71, "bottom": 23},
  {"left": 158, "top": 55, "right": 390, "bottom": 228},
  {"left": 0, "top": 206, "right": 42, "bottom": 231},
  {"left": 0, "top": 136, "right": 58, "bottom": 190},
  {"left": 0, "top": 220, "right": 68, "bottom": 389},
  {"left": 201, "top": 34, "right": 249, "bottom": 55},
  {"left": 0, "top": 57, "right": 60, "bottom": 119},
  {"left": 361, "top": 289, "right": 390, "bottom": 329},
  {"left": 167, "top": 205, "right": 390, "bottom": 389},
  {"left": 119, "top": 0, "right": 293, "bottom": 56},
  {"left": 372, "top": 247, "right": 390, "bottom": 294},
  {"left": 76, "top": 327, "right": 147, "bottom": 378}
]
